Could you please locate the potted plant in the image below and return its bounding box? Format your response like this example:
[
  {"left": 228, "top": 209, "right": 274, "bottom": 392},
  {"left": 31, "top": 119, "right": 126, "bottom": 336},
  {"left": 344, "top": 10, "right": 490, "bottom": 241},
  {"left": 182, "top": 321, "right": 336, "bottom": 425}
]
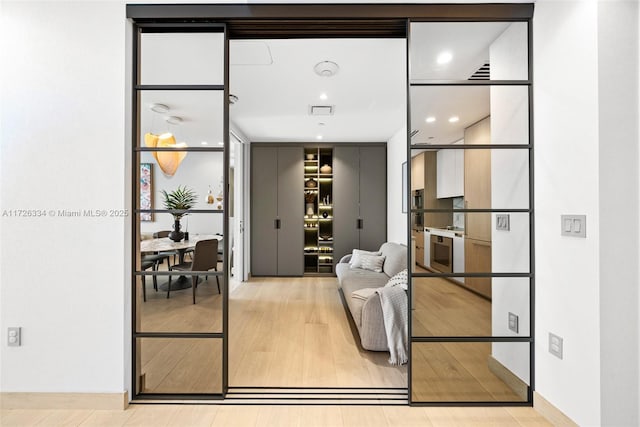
[{"left": 161, "top": 185, "right": 198, "bottom": 242}]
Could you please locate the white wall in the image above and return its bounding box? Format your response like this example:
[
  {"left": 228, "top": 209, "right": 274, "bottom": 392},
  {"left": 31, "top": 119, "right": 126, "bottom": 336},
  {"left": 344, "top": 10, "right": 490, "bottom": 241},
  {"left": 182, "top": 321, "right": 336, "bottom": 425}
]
[
  {"left": 596, "top": 1, "right": 639, "bottom": 426},
  {"left": 534, "top": 1, "right": 602, "bottom": 425},
  {"left": 0, "top": 1, "right": 127, "bottom": 393},
  {"left": 387, "top": 126, "right": 408, "bottom": 245},
  {"left": 489, "top": 22, "right": 531, "bottom": 384}
]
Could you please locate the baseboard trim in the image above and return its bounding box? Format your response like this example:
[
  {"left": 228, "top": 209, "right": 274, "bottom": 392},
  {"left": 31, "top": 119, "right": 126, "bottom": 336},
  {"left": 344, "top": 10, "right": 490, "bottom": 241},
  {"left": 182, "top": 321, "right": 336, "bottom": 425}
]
[
  {"left": 0, "top": 391, "right": 128, "bottom": 410},
  {"left": 486, "top": 355, "right": 528, "bottom": 401},
  {"left": 534, "top": 392, "right": 578, "bottom": 427}
]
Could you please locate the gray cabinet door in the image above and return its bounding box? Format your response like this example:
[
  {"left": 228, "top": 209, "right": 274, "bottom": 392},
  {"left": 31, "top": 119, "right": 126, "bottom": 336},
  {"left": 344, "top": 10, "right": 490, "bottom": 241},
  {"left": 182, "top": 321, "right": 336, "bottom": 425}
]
[
  {"left": 277, "top": 147, "right": 304, "bottom": 276},
  {"left": 333, "top": 146, "right": 360, "bottom": 268},
  {"left": 359, "top": 146, "right": 387, "bottom": 252},
  {"left": 251, "top": 146, "right": 278, "bottom": 275}
]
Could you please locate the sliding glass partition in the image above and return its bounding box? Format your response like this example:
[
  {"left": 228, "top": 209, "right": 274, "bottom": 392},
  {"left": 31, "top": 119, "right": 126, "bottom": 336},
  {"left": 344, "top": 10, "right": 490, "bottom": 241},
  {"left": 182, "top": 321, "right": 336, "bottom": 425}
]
[
  {"left": 407, "top": 20, "right": 533, "bottom": 404},
  {"left": 132, "top": 25, "right": 229, "bottom": 399}
]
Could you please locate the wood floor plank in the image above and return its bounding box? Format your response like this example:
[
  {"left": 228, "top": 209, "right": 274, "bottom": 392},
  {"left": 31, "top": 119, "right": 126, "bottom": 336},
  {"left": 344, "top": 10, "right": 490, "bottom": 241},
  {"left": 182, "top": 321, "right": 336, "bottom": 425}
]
[
  {"left": 382, "top": 406, "right": 434, "bottom": 427},
  {"left": 210, "top": 405, "right": 260, "bottom": 427},
  {"left": 35, "top": 409, "right": 94, "bottom": 426},
  {"left": 78, "top": 409, "right": 135, "bottom": 426},
  {"left": 1, "top": 405, "right": 553, "bottom": 426},
  {"left": 341, "top": 406, "right": 390, "bottom": 427}
]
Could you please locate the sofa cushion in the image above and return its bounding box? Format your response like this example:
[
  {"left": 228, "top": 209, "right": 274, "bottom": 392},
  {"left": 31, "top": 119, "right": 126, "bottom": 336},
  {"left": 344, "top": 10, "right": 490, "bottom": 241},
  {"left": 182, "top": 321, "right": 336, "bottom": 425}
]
[
  {"left": 380, "top": 242, "right": 407, "bottom": 278},
  {"left": 350, "top": 254, "right": 385, "bottom": 273}
]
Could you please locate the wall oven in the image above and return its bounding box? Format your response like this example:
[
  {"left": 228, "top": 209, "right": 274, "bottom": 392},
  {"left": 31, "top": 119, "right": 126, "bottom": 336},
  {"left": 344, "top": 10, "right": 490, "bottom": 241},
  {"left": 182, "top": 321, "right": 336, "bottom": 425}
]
[
  {"left": 430, "top": 234, "right": 453, "bottom": 273},
  {"left": 412, "top": 189, "right": 424, "bottom": 229}
]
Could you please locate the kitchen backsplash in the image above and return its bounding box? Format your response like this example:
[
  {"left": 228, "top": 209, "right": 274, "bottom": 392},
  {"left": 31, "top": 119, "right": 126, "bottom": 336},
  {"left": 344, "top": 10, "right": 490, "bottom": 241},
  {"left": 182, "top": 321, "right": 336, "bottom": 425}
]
[{"left": 453, "top": 197, "right": 465, "bottom": 229}]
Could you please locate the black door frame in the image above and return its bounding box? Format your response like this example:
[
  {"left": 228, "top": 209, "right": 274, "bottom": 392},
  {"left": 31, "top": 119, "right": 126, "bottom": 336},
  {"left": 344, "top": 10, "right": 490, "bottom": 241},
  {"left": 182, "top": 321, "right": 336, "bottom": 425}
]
[{"left": 127, "top": 2, "right": 535, "bottom": 406}]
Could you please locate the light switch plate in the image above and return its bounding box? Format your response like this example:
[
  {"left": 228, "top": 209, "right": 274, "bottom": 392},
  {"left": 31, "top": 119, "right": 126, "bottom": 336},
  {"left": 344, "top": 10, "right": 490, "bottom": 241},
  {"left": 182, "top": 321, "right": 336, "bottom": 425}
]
[
  {"left": 549, "top": 332, "right": 563, "bottom": 359},
  {"left": 508, "top": 312, "right": 519, "bottom": 333},
  {"left": 7, "top": 327, "right": 21, "bottom": 347},
  {"left": 561, "top": 215, "right": 586, "bottom": 238},
  {"left": 496, "top": 214, "right": 510, "bottom": 231}
]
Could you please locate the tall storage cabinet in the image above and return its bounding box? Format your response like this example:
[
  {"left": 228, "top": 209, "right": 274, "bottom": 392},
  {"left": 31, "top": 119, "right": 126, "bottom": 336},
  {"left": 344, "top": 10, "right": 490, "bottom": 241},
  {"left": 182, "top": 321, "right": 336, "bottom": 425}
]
[
  {"left": 333, "top": 145, "right": 387, "bottom": 268},
  {"left": 251, "top": 146, "right": 304, "bottom": 276},
  {"left": 463, "top": 116, "right": 492, "bottom": 298}
]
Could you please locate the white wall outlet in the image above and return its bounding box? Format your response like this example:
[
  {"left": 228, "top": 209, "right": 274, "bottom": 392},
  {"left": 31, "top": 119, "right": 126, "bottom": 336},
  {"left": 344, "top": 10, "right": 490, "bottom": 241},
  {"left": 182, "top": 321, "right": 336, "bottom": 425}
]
[
  {"left": 7, "top": 327, "right": 21, "bottom": 347},
  {"left": 549, "top": 332, "right": 563, "bottom": 359},
  {"left": 496, "top": 214, "right": 510, "bottom": 231},
  {"left": 508, "top": 312, "right": 519, "bottom": 333},
  {"left": 560, "top": 215, "right": 586, "bottom": 238}
]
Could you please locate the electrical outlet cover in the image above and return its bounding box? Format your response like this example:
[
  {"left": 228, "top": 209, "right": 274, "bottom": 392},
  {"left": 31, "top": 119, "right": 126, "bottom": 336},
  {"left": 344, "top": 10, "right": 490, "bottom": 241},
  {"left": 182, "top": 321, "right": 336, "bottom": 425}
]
[{"left": 496, "top": 214, "right": 510, "bottom": 231}]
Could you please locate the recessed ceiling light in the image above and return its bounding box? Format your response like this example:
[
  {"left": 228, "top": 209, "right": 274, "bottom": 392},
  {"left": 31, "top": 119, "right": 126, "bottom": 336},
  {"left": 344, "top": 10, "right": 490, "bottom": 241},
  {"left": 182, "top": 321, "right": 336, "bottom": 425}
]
[
  {"left": 150, "top": 103, "right": 169, "bottom": 114},
  {"left": 319, "top": 93, "right": 328, "bottom": 100},
  {"left": 165, "top": 116, "right": 182, "bottom": 125},
  {"left": 316, "top": 135, "right": 323, "bottom": 140},
  {"left": 448, "top": 116, "right": 459, "bottom": 123},
  {"left": 437, "top": 51, "right": 453, "bottom": 65},
  {"left": 425, "top": 116, "right": 436, "bottom": 123},
  {"left": 318, "top": 122, "right": 326, "bottom": 126},
  {"left": 314, "top": 61, "right": 339, "bottom": 77},
  {"left": 218, "top": 142, "right": 224, "bottom": 146},
  {"left": 229, "top": 94, "right": 238, "bottom": 105},
  {"left": 201, "top": 141, "right": 208, "bottom": 145}
]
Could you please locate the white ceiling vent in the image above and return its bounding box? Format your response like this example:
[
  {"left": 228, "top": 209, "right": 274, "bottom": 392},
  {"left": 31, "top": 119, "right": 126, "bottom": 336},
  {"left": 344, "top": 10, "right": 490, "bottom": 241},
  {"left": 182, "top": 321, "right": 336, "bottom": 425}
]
[{"left": 309, "top": 105, "right": 334, "bottom": 116}]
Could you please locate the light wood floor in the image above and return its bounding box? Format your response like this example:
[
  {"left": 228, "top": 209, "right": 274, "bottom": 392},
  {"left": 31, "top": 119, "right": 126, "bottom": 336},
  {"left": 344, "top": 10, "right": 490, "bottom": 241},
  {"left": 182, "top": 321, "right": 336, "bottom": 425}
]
[
  {"left": 228, "top": 277, "right": 406, "bottom": 388},
  {"left": 138, "top": 272, "right": 525, "bottom": 402},
  {"left": 0, "top": 405, "right": 552, "bottom": 426}
]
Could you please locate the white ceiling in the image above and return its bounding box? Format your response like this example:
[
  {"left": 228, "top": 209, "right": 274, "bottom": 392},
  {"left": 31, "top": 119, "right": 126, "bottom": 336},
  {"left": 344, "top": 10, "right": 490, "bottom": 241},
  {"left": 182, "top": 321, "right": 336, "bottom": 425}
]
[
  {"left": 138, "top": 22, "right": 519, "bottom": 146},
  {"left": 229, "top": 38, "right": 407, "bottom": 143}
]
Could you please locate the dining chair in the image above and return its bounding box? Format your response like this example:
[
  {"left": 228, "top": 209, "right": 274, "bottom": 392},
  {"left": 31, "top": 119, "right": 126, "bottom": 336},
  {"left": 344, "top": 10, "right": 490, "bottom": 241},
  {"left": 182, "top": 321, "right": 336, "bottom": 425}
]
[
  {"left": 153, "top": 230, "right": 178, "bottom": 266},
  {"left": 168, "top": 238, "right": 220, "bottom": 304},
  {"left": 141, "top": 259, "right": 156, "bottom": 302}
]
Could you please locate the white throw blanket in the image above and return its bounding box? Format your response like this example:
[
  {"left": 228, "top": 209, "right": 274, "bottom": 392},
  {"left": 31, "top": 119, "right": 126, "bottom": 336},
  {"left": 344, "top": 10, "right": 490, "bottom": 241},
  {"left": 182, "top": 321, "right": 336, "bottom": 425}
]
[{"left": 375, "top": 285, "right": 408, "bottom": 365}]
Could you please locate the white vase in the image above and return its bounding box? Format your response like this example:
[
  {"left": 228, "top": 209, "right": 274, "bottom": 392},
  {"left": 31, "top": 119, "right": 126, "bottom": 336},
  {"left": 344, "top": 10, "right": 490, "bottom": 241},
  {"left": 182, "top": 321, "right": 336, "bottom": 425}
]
[{"left": 306, "top": 203, "right": 314, "bottom": 216}]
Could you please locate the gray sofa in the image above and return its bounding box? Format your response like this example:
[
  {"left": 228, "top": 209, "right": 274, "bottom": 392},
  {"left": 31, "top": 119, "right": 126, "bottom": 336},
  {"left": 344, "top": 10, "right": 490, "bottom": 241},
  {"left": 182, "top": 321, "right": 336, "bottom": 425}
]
[{"left": 336, "top": 242, "right": 407, "bottom": 351}]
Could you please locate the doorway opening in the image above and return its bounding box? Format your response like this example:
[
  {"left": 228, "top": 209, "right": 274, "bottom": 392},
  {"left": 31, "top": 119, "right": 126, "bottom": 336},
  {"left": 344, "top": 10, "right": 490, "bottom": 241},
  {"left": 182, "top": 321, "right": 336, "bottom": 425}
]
[{"left": 128, "top": 3, "right": 534, "bottom": 405}]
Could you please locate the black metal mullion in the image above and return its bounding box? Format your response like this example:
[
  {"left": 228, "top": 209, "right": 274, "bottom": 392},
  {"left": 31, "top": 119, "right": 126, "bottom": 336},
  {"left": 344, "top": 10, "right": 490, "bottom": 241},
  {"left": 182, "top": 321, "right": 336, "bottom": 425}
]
[
  {"left": 409, "top": 80, "right": 531, "bottom": 86},
  {"left": 135, "top": 84, "right": 224, "bottom": 91},
  {"left": 411, "top": 144, "right": 530, "bottom": 150},
  {"left": 413, "top": 272, "right": 531, "bottom": 278},
  {"left": 527, "top": 16, "right": 536, "bottom": 404},
  {"left": 131, "top": 22, "right": 141, "bottom": 401},
  {"left": 416, "top": 208, "right": 530, "bottom": 213},
  {"left": 411, "top": 337, "right": 532, "bottom": 343},
  {"left": 135, "top": 332, "right": 224, "bottom": 339},
  {"left": 405, "top": 17, "right": 414, "bottom": 405},
  {"left": 135, "top": 147, "right": 224, "bottom": 152},
  {"left": 135, "top": 209, "right": 223, "bottom": 214},
  {"left": 222, "top": 23, "right": 230, "bottom": 397}
]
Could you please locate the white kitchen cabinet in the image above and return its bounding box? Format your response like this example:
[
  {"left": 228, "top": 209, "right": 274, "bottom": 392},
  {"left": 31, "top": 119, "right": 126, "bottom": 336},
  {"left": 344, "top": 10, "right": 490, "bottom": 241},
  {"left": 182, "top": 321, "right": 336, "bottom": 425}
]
[
  {"left": 453, "top": 234, "right": 465, "bottom": 283},
  {"left": 423, "top": 229, "right": 431, "bottom": 268},
  {"left": 436, "top": 148, "right": 464, "bottom": 198}
]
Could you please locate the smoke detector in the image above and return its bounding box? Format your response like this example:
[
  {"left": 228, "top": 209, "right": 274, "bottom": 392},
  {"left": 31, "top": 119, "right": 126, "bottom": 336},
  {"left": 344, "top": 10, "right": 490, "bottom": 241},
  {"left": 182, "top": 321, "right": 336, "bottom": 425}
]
[{"left": 314, "top": 61, "right": 339, "bottom": 77}]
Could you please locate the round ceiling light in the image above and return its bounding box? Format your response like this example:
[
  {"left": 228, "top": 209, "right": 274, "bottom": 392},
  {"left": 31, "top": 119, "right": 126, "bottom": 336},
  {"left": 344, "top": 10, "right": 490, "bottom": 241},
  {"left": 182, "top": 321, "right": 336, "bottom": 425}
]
[
  {"left": 314, "top": 61, "right": 339, "bottom": 77},
  {"left": 165, "top": 116, "right": 183, "bottom": 125},
  {"left": 448, "top": 116, "right": 459, "bottom": 123},
  {"left": 437, "top": 51, "right": 453, "bottom": 65},
  {"left": 425, "top": 116, "right": 436, "bottom": 123},
  {"left": 150, "top": 103, "right": 169, "bottom": 114},
  {"left": 229, "top": 94, "right": 239, "bottom": 105}
]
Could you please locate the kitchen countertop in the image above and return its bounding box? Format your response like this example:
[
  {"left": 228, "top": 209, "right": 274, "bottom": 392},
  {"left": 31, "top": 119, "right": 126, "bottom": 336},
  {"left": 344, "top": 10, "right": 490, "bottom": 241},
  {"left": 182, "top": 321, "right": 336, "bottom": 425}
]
[{"left": 425, "top": 227, "right": 465, "bottom": 238}]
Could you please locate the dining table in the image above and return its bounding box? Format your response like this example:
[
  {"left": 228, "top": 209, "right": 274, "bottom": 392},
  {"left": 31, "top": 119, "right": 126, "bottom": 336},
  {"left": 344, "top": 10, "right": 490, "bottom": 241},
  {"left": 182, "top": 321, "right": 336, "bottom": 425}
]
[{"left": 140, "top": 233, "right": 223, "bottom": 291}]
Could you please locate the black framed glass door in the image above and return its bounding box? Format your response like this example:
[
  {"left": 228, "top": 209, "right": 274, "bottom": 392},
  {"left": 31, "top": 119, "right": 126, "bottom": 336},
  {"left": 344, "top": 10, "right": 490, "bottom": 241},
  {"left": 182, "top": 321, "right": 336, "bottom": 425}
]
[
  {"left": 407, "top": 20, "right": 534, "bottom": 405},
  {"left": 131, "top": 23, "right": 230, "bottom": 399}
]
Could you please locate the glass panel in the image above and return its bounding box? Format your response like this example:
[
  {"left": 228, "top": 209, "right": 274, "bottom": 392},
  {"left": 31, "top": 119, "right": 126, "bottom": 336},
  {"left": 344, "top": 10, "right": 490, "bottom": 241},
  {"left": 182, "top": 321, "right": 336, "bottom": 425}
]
[
  {"left": 420, "top": 213, "right": 529, "bottom": 274},
  {"left": 410, "top": 86, "right": 529, "bottom": 146},
  {"left": 411, "top": 277, "right": 530, "bottom": 337},
  {"left": 140, "top": 32, "right": 225, "bottom": 85},
  {"left": 138, "top": 149, "right": 224, "bottom": 217},
  {"left": 411, "top": 148, "right": 529, "bottom": 211},
  {"left": 138, "top": 90, "right": 224, "bottom": 148},
  {"left": 411, "top": 342, "right": 529, "bottom": 402},
  {"left": 137, "top": 338, "right": 222, "bottom": 394},
  {"left": 136, "top": 270, "right": 223, "bottom": 333},
  {"left": 409, "top": 22, "right": 528, "bottom": 81}
]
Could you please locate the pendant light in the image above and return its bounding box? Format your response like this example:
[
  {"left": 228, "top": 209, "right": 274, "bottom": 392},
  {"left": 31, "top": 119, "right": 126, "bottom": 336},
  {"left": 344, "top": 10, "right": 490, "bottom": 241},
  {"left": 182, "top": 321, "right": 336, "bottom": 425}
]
[{"left": 144, "top": 104, "right": 188, "bottom": 177}]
